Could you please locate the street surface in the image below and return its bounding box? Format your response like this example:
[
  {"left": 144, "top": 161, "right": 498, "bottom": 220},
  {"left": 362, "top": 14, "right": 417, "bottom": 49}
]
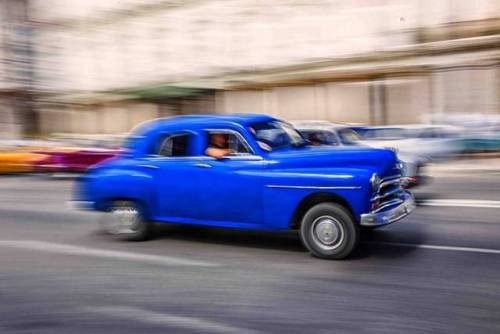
[{"left": 1, "top": 169, "right": 500, "bottom": 334}]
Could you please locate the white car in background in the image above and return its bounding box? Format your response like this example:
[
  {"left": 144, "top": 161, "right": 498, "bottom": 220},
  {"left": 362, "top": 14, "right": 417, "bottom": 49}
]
[
  {"left": 292, "top": 121, "right": 431, "bottom": 188},
  {"left": 292, "top": 121, "right": 362, "bottom": 147},
  {"left": 354, "top": 125, "right": 464, "bottom": 161}
]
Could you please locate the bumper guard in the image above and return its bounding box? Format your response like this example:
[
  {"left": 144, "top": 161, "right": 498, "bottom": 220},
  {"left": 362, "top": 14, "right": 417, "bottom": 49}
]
[{"left": 360, "top": 192, "right": 415, "bottom": 227}]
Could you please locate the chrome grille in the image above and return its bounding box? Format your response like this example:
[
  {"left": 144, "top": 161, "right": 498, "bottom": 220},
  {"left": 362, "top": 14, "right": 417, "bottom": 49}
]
[{"left": 371, "top": 174, "right": 404, "bottom": 212}]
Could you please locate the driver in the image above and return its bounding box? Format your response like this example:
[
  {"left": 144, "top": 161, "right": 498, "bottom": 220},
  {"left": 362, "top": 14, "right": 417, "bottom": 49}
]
[{"left": 205, "top": 133, "right": 232, "bottom": 159}]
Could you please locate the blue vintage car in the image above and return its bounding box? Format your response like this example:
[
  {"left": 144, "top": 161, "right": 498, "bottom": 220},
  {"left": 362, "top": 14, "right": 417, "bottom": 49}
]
[{"left": 72, "top": 114, "right": 415, "bottom": 259}]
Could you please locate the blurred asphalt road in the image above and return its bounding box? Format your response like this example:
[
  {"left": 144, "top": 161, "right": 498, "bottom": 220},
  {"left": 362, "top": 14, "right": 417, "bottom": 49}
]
[{"left": 1, "top": 172, "right": 500, "bottom": 334}]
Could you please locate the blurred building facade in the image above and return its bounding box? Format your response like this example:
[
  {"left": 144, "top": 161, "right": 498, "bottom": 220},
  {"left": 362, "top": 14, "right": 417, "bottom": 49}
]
[
  {"left": 7, "top": 0, "right": 500, "bottom": 135},
  {"left": 0, "top": 0, "right": 35, "bottom": 138}
]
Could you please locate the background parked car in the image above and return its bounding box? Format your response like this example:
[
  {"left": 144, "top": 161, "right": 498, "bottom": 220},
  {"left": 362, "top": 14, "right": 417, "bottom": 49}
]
[
  {"left": 0, "top": 140, "right": 50, "bottom": 174},
  {"left": 432, "top": 114, "right": 500, "bottom": 154},
  {"left": 292, "top": 121, "right": 427, "bottom": 188},
  {"left": 34, "top": 147, "right": 119, "bottom": 174},
  {"left": 33, "top": 135, "right": 124, "bottom": 174},
  {"left": 461, "top": 126, "right": 500, "bottom": 153},
  {"left": 292, "top": 121, "right": 363, "bottom": 147},
  {"left": 0, "top": 148, "right": 47, "bottom": 174},
  {"left": 351, "top": 124, "right": 464, "bottom": 161}
]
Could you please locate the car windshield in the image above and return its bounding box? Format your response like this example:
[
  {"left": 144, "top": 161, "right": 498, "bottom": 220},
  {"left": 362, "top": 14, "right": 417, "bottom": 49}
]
[
  {"left": 249, "top": 121, "right": 307, "bottom": 151},
  {"left": 337, "top": 128, "right": 361, "bottom": 145}
]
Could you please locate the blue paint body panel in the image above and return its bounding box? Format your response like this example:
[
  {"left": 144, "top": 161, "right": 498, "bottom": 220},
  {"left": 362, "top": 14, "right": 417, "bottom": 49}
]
[{"left": 74, "top": 114, "right": 405, "bottom": 230}]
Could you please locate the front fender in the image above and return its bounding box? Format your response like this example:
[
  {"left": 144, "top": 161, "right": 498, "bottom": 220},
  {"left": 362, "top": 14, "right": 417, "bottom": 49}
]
[{"left": 260, "top": 167, "right": 373, "bottom": 229}]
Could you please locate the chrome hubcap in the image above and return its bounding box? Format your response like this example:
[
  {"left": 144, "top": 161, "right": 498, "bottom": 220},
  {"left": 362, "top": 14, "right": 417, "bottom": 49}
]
[
  {"left": 106, "top": 206, "right": 140, "bottom": 235},
  {"left": 311, "top": 216, "right": 344, "bottom": 250}
]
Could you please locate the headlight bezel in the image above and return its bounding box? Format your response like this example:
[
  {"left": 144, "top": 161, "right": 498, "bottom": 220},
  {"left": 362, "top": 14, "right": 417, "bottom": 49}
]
[{"left": 370, "top": 173, "right": 381, "bottom": 193}]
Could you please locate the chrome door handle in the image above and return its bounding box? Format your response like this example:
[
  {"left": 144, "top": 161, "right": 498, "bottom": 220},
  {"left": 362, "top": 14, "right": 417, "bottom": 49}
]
[
  {"left": 138, "top": 164, "right": 159, "bottom": 169},
  {"left": 195, "top": 163, "right": 212, "bottom": 168}
]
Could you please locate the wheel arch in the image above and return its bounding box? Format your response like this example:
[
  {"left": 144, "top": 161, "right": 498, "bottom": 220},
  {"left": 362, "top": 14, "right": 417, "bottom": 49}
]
[{"left": 289, "top": 192, "right": 355, "bottom": 229}]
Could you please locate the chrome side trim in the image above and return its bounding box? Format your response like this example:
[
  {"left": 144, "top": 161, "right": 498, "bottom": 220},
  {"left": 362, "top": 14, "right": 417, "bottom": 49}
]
[
  {"left": 221, "top": 155, "right": 264, "bottom": 161},
  {"left": 194, "top": 163, "right": 212, "bottom": 168},
  {"left": 146, "top": 156, "right": 209, "bottom": 160},
  {"left": 138, "top": 164, "right": 159, "bottom": 169},
  {"left": 66, "top": 201, "right": 95, "bottom": 210},
  {"left": 265, "top": 185, "right": 361, "bottom": 190},
  {"left": 144, "top": 155, "right": 263, "bottom": 161}
]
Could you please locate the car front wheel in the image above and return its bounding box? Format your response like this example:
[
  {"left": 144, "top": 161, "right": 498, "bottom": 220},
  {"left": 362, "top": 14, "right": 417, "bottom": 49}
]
[
  {"left": 300, "top": 203, "right": 359, "bottom": 259},
  {"left": 102, "top": 200, "right": 152, "bottom": 241}
]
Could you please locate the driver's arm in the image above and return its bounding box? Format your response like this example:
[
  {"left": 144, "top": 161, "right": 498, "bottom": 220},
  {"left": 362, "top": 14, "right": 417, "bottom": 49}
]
[{"left": 205, "top": 147, "right": 232, "bottom": 159}]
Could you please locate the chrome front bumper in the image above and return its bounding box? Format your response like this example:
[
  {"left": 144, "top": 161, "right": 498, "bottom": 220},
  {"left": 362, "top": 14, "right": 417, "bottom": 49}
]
[
  {"left": 66, "top": 200, "right": 95, "bottom": 210},
  {"left": 360, "top": 192, "right": 416, "bottom": 227}
]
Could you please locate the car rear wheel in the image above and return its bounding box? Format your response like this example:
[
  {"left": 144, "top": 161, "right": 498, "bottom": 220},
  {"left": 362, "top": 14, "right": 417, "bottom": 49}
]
[
  {"left": 102, "top": 200, "right": 152, "bottom": 241},
  {"left": 300, "top": 203, "right": 359, "bottom": 259}
]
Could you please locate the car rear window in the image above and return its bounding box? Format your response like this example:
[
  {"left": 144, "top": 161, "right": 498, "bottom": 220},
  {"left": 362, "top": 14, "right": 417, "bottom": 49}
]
[{"left": 157, "top": 133, "right": 193, "bottom": 157}]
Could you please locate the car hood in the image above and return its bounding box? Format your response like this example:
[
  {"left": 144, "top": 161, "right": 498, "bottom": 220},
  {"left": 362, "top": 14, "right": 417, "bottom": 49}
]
[{"left": 266, "top": 146, "right": 399, "bottom": 177}]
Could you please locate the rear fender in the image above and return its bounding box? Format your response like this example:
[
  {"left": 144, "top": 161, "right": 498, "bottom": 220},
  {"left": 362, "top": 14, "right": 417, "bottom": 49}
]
[{"left": 79, "top": 169, "right": 156, "bottom": 219}]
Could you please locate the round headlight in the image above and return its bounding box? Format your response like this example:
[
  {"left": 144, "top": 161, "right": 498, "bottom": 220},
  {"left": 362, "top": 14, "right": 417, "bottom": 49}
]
[{"left": 370, "top": 173, "right": 381, "bottom": 193}]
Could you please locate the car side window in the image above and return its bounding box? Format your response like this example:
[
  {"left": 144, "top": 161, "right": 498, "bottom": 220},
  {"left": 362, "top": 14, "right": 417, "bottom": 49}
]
[
  {"left": 206, "top": 130, "right": 251, "bottom": 155},
  {"left": 157, "top": 133, "right": 193, "bottom": 157}
]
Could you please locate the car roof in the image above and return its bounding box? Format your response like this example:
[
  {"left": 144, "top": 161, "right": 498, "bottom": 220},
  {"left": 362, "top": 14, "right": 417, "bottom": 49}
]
[
  {"left": 132, "top": 113, "right": 277, "bottom": 135},
  {"left": 361, "top": 124, "right": 462, "bottom": 131},
  {"left": 171, "top": 113, "right": 274, "bottom": 124},
  {"left": 291, "top": 120, "right": 349, "bottom": 130}
]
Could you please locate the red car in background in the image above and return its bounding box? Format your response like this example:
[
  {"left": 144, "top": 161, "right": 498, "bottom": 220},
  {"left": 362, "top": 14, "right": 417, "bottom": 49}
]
[
  {"left": 35, "top": 147, "right": 119, "bottom": 174},
  {"left": 33, "top": 134, "right": 124, "bottom": 174}
]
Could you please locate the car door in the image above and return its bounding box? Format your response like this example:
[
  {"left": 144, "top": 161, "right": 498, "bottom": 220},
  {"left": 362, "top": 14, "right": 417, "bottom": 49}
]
[
  {"left": 143, "top": 131, "right": 201, "bottom": 220},
  {"left": 195, "top": 129, "right": 267, "bottom": 227}
]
